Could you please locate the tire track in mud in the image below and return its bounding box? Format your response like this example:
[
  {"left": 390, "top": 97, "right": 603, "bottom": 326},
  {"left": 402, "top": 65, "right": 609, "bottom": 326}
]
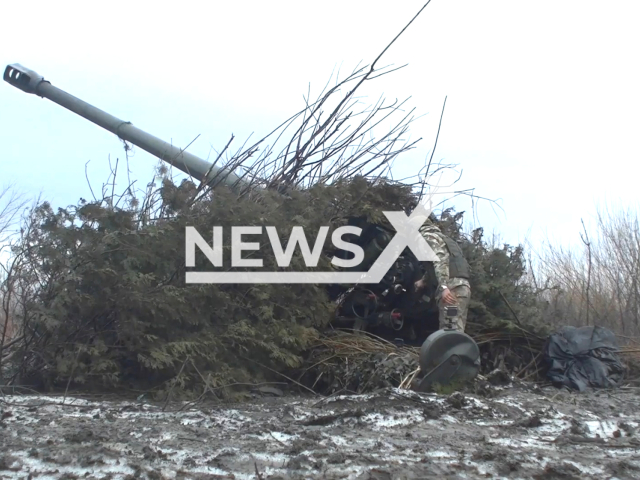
[{"left": 1, "top": 384, "right": 640, "bottom": 479}]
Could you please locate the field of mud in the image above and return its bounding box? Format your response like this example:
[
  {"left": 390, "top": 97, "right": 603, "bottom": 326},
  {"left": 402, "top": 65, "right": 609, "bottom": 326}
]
[{"left": 2, "top": 380, "right": 640, "bottom": 479}]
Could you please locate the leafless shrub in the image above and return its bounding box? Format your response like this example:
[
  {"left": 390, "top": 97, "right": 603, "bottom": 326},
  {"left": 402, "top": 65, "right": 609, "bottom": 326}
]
[
  {"left": 0, "top": 184, "right": 28, "bottom": 318},
  {"left": 184, "top": 2, "right": 483, "bottom": 208},
  {"left": 0, "top": 187, "right": 36, "bottom": 379},
  {"left": 0, "top": 183, "right": 29, "bottom": 244},
  {"left": 531, "top": 202, "right": 640, "bottom": 337}
]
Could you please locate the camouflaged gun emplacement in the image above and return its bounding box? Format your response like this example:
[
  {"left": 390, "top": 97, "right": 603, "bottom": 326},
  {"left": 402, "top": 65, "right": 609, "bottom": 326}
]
[{"left": 4, "top": 63, "right": 481, "bottom": 392}]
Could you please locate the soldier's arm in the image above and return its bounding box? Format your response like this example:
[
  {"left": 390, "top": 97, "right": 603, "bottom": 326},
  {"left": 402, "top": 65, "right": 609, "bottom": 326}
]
[
  {"left": 422, "top": 232, "right": 450, "bottom": 287},
  {"left": 433, "top": 243, "right": 450, "bottom": 288}
]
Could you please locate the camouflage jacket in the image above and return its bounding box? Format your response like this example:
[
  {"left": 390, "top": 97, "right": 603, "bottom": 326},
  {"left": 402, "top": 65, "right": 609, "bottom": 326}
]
[{"left": 419, "top": 222, "right": 471, "bottom": 292}]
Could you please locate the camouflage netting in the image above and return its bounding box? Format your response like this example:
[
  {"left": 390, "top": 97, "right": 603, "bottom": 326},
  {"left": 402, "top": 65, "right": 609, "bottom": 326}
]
[{"left": 2, "top": 166, "right": 559, "bottom": 400}]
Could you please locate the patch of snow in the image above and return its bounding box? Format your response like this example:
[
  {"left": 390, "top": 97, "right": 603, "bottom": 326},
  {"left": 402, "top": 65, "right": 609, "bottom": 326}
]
[
  {"left": 492, "top": 398, "right": 528, "bottom": 413},
  {"left": 440, "top": 414, "right": 460, "bottom": 423},
  {"left": 425, "top": 449, "right": 456, "bottom": 458},
  {"left": 361, "top": 409, "right": 423, "bottom": 428},
  {"left": 328, "top": 435, "right": 351, "bottom": 446},
  {"left": 563, "top": 459, "right": 607, "bottom": 476},
  {"left": 255, "top": 431, "right": 298, "bottom": 444},
  {"left": 236, "top": 451, "right": 290, "bottom": 465},
  {"left": 584, "top": 419, "right": 623, "bottom": 438},
  {"left": 8, "top": 452, "right": 136, "bottom": 480},
  {"left": 463, "top": 397, "right": 490, "bottom": 410},
  {"left": 536, "top": 418, "right": 570, "bottom": 436}
]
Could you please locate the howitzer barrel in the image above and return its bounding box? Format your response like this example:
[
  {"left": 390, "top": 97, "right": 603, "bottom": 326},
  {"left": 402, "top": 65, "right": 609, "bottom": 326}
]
[{"left": 3, "top": 63, "right": 245, "bottom": 189}]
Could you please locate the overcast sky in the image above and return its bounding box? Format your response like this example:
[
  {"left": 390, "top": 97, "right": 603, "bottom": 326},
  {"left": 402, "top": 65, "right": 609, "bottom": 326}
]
[{"left": 2, "top": 0, "right": 638, "bottom": 251}]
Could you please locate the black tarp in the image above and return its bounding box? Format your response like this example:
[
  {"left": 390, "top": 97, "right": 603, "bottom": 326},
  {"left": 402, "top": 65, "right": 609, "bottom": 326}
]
[{"left": 543, "top": 325, "right": 626, "bottom": 391}]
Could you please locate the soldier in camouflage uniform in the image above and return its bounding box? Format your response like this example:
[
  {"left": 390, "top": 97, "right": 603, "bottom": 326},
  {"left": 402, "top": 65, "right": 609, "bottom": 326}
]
[{"left": 414, "top": 219, "right": 471, "bottom": 332}]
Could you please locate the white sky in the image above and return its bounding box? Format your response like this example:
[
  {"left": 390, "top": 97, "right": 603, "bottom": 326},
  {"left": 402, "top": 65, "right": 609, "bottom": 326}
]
[{"left": 2, "top": 0, "right": 639, "bottom": 251}]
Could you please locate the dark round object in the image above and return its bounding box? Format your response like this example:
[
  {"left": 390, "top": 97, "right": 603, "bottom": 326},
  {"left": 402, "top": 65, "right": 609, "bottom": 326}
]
[{"left": 419, "top": 329, "right": 481, "bottom": 386}]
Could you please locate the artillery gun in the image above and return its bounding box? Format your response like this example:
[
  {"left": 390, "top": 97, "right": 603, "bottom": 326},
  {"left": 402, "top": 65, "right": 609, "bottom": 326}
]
[
  {"left": 3, "top": 63, "right": 481, "bottom": 392},
  {"left": 3, "top": 64, "right": 244, "bottom": 189}
]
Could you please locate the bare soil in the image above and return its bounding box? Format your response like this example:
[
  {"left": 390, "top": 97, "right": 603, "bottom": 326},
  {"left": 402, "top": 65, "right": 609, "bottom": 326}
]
[{"left": 1, "top": 382, "right": 640, "bottom": 479}]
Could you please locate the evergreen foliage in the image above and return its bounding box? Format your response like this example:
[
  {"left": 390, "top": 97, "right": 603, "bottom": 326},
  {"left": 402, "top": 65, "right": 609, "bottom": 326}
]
[
  {"left": 8, "top": 175, "right": 421, "bottom": 398},
  {"left": 3, "top": 166, "right": 557, "bottom": 398},
  {"left": 436, "top": 209, "right": 549, "bottom": 336}
]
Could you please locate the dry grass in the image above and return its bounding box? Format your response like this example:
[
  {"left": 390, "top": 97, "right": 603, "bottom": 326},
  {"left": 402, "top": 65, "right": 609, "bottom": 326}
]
[
  {"left": 307, "top": 328, "right": 640, "bottom": 392},
  {"left": 318, "top": 330, "right": 424, "bottom": 389},
  {"left": 317, "top": 329, "right": 420, "bottom": 358}
]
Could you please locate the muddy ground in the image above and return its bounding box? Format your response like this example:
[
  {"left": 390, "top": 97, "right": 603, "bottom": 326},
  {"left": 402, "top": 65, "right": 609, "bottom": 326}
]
[{"left": 1, "top": 380, "right": 640, "bottom": 480}]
